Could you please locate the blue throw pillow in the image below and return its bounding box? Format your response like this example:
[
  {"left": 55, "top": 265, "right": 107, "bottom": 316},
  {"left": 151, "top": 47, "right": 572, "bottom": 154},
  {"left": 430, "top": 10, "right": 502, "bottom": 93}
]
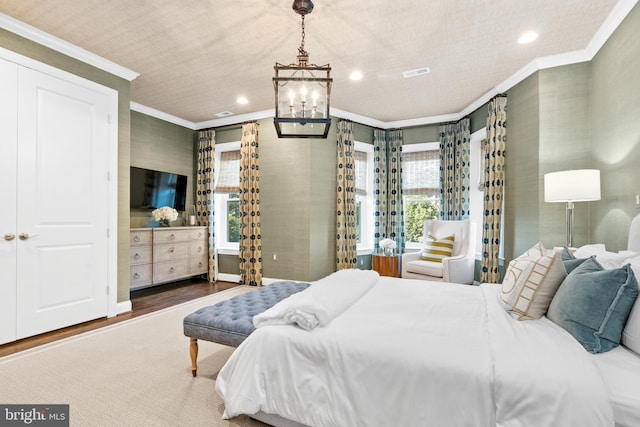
[
  {"left": 558, "top": 246, "right": 590, "bottom": 274},
  {"left": 547, "top": 257, "right": 639, "bottom": 354}
]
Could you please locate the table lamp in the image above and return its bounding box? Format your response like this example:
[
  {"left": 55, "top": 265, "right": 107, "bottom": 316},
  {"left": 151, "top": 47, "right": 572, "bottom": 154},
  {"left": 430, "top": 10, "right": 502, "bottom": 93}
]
[{"left": 544, "top": 169, "right": 601, "bottom": 247}]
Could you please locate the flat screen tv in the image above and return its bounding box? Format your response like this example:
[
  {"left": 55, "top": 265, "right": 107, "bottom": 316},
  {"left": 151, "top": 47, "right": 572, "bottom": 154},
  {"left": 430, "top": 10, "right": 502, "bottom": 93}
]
[{"left": 130, "top": 166, "right": 187, "bottom": 211}]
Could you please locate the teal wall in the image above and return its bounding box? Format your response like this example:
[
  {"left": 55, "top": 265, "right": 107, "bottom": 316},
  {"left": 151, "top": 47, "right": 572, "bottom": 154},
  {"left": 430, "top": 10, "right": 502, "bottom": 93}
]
[
  {"left": 503, "top": 2, "right": 640, "bottom": 262},
  {"left": 129, "top": 111, "right": 196, "bottom": 228},
  {"left": 591, "top": 3, "right": 640, "bottom": 250}
]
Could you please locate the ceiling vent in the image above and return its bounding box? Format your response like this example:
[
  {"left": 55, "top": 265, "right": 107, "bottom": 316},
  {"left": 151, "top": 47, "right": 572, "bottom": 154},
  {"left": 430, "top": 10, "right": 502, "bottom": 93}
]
[
  {"left": 402, "top": 67, "right": 430, "bottom": 78},
  {"left": 215, "top": 111, "right": 234, "bottom": 117}
]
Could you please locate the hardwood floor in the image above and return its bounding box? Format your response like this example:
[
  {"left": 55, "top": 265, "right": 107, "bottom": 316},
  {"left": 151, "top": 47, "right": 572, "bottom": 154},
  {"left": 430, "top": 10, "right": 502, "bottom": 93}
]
[{"left": 0, "top": 278, "right": 238, "bottom": 358}]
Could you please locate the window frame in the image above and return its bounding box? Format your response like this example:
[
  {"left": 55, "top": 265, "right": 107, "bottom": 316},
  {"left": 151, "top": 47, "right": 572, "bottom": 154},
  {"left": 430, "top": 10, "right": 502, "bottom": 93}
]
[
  {"left": 214, "top": 141, "right": 241, "bottom": 254},
  {"left": 402, "top": 141, "right": 441, "bottom": 251},
  {"left": 355, "top": 141, "right": 374, "bottom": 255}
]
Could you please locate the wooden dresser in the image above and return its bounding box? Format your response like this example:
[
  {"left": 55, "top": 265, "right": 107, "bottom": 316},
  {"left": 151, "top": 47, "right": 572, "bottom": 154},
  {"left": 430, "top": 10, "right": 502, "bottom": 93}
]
[{"left": 129, "top": 226, "right": 208, "bottom": 290}]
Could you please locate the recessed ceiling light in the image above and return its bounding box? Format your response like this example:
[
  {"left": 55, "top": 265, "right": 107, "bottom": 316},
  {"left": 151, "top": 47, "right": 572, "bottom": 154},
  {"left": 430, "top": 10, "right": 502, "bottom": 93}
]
[
  {"left": 349, "top": 71, "right": 363, "bottom": 81},
  {"left": 237, "top": 96, "right": 248, "bottom": 104},
  {"left": 518, "top": 31, "right": 538, "bottom": 44}
]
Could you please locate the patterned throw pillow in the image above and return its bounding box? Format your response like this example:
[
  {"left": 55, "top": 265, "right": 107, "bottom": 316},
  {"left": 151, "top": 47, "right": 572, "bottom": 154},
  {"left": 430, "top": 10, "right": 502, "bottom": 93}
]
[
  {"left": 421, "top": 234, "right": 455, "bottom": 263},
  {"left": 501, "top": 242, "right": 567, "bottom": 320}
]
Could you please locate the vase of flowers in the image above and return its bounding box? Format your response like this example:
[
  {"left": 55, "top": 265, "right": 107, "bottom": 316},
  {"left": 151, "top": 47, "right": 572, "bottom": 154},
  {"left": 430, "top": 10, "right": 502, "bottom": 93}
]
[
  {"left": 379, "top": 238, "right": 397, "bottom": 256},
  {"left": 152, "top": 206, "right": 179, "bottom": 227}
]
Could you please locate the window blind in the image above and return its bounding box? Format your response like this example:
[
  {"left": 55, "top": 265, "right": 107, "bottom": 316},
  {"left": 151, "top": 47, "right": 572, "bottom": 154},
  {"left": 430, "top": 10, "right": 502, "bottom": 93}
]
[
  {"left": 215, "top": 150, "right": 240, "bottom": 193},
  {"left": 402, "top": 150, "right": 440, "bottom": 197},
  {"left": 355, "top": 150, "right": 368, "bottom": 195}
]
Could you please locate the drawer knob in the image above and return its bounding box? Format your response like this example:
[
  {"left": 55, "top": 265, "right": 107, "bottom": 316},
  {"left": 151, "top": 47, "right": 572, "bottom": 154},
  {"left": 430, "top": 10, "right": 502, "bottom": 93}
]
[
  {"left": 170, "top": 234, "right": 175, "bottom": 240},
  {"left": 133, "top": 273, "right": 140, "bottom": 279},
  {"left": 197, "top": 247, "right": 202, "bottom": 253},
  {"left": 134, "top": 253, "right": 141, "bottom": 260},
  {"left": 170, "top": 267, "right": 175, "bottom": 273},
  {"left": 169, "top": 247, "right": 175, "bottom": 253},
  {"left": 199, "top": 262, "right": 203, "bottom": 267},
  {"left": 134, "top": 236, "right": 140, "bottom": 242}
]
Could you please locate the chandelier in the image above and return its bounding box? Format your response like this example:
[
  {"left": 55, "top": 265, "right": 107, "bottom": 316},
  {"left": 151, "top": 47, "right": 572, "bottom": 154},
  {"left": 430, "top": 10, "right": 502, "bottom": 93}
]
[{"left": 273, "top": 0, "right": 332, "bottom": 138}]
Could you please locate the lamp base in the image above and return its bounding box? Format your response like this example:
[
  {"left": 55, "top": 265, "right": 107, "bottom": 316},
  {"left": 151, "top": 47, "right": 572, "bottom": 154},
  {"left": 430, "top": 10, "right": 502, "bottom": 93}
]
[{"left": 565, "top": 201, "right": 574, "bottom": 248}]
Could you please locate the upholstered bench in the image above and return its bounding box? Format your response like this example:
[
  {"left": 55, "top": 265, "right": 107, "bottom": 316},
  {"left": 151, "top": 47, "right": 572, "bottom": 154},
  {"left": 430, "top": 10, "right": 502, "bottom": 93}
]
[{"left": 183, "top": 280, "right": 310, "bottom": 376}]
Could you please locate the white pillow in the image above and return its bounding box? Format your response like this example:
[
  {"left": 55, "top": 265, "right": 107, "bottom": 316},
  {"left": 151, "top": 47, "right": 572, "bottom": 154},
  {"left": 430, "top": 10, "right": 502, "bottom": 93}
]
[
  {"left": 573, "top": 244, "right": 629, "bottom": 269},
  {"left": 501, "top": 242, "right": 567, "bottom": 320},
  {"left": 622, "top": 256, "right": 640, "bottom": 354},
  {"left": 573, "top": 243, "right": 607, "bottom": 259}
]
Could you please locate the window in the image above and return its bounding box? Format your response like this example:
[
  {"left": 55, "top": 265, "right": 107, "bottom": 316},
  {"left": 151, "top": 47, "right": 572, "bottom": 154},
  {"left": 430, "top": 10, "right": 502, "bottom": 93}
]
[
  {"left": 355, "top": 142, "right": 373, "bottom": 252},
  {"left": 402, "top": 142, "right": 441, "bottom": 249},
  {"left": 214, "top": 142, "right": 241, "bottom": 251}
]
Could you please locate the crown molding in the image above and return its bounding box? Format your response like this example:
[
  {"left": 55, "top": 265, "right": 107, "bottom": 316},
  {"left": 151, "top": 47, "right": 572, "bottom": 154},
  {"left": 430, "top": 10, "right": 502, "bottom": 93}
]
[
  {"left": 0, "top": 13, "right": 139, "bottom": 81},
  {"left": 130, "top": 102, "right": 196, "bottom": 129},
  {"left": 131, "top": 0, "right": 636, "bottom": 130},
  {"left": 194, "top": 109, "right": 275, "bottom": 130},
  {"left": 586, "top": 0, "right": 639, "bottom": 58}
]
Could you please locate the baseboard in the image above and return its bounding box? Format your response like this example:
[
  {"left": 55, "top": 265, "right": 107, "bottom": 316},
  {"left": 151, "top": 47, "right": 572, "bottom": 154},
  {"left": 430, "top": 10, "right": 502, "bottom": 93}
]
[
  {"left": 216, "top": 273, "right": 295, "bottom": 286},
  {"left": 113, "top": 300, "right": 132, "bottom": 317}
]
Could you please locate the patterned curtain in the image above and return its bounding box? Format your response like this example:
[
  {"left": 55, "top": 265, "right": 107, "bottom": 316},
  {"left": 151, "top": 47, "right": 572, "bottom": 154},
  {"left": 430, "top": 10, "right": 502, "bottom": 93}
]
[
  {"left": 439, "top": 118, "right": 470, "bottom": 220},
  {"left": 481, "top": 96, "right": 507, "bottom": 283},
  {"left": 373, "top": 129, "right": 405, "bottom": 252},
  {"left": 373, "top": 129, "right": 388, "bottom": 248},
  {"left": 386, "top": 130, "right": 405, "bottom": 252},
  {"left": 336, "top": 120, "right": 357, "bottom": 270},
  {"left": 238, "top": 122, "right": 263, "bottom": 286},
  {"left": 196, "top": 129, "right": 215, "bottom": 282}
]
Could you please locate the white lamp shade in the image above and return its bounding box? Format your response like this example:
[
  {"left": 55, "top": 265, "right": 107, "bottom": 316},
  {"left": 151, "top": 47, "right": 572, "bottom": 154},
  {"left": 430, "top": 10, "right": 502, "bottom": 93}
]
[{"left": 544, "top": 169, "right": 601, "bottom": 202}]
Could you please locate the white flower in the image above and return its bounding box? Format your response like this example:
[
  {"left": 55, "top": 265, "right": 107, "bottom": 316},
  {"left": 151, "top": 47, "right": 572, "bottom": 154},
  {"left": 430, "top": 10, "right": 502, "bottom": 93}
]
[
  {"left": 152, "top": 206, "right": 179, "bottom": 222},
  {"left": 379, "top": 238, "right": 397, "bottom": 249}
]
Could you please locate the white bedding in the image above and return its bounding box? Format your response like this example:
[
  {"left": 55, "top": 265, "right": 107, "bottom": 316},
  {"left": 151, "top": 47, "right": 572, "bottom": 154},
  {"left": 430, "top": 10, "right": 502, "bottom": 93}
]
[
  {"left": 253, "top": 269, "right": 379, "bottom": 331},
  {"left": 216, "top": 275, "right": 614, "bottom": 427},
  {"left": 593, "top": 346, "right": 640, "bottom": 427}
]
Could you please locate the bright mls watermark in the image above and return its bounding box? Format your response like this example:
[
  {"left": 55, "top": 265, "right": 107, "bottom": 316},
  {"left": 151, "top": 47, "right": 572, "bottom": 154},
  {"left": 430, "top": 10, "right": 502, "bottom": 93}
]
[{"left": 0, "top": 405, "right": 68, "bottom": 426}]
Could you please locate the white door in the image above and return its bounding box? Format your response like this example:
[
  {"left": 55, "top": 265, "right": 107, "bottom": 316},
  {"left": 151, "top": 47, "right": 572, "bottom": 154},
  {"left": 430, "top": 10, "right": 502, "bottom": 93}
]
[
  {"left": 0, "top": 58, "right": 18, "bottom": 345},
  {"left": 15, "top": 67, "right": 110, "bottom": 339}
]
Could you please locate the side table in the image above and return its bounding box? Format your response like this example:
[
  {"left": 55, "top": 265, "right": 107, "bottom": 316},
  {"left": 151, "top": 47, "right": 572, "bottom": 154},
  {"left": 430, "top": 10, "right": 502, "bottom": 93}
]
[{"left": 372, "top": 254, "right": 401, "bottom": 278}]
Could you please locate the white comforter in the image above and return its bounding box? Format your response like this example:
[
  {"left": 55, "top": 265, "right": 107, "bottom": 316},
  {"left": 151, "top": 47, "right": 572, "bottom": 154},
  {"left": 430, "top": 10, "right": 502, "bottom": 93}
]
[{"left": 216, "top": 275, "right": 614, "bottom": 427}]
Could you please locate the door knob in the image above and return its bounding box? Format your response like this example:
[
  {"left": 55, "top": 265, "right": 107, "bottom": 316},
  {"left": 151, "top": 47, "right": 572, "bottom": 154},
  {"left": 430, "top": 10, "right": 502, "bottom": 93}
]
[
  {"left": 3, "top": 233, "right": 15, "bottom": 241},
  {"left": 19, "top": 233, "right": 29, "bottom": 240}
]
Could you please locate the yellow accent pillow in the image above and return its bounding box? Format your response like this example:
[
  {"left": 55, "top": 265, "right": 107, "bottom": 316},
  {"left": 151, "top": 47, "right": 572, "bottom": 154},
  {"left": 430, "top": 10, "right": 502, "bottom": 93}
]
[{"left": 421, "top": 234, "right": 455, "bottom": 262}]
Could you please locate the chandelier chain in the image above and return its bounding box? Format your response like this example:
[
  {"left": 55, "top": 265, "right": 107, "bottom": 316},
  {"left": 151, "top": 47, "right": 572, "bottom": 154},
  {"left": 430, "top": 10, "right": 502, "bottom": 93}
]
[{"left": 298, "top": 15, "right": 307, "bottom": 57}]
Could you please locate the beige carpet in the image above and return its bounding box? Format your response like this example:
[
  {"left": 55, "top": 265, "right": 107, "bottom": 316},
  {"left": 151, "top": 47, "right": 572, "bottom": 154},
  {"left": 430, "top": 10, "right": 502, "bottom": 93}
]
[{"left": 0, "top": 286, "right": 269, "bottom": 427}]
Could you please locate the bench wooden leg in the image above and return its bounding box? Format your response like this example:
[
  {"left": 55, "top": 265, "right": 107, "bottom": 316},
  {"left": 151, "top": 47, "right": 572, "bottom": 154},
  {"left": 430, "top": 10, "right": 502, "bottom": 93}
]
[{"left": 190, "top": 338, "right": 198, "bottom": 377}]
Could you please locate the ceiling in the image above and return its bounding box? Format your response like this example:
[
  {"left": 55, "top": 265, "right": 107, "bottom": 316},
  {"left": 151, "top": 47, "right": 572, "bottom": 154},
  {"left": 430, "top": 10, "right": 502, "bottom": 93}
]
[{"left": 0, "top": 0, "right": 632, "bottom": 128}]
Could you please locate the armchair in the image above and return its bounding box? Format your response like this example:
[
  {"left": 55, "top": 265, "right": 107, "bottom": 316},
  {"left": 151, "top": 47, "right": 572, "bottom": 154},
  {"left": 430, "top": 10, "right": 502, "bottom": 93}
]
[{"left": 401, "top": 219, "right": 476, "bottom": 284}]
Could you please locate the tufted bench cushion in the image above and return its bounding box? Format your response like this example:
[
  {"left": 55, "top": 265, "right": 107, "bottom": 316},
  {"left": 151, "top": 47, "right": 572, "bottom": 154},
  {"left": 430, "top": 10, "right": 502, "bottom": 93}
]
[{"left": 183, "top": 281, "right": 310, "bottom": 348}]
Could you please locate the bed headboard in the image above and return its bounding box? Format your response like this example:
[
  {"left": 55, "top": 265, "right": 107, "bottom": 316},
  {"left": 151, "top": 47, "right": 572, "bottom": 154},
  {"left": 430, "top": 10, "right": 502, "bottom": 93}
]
[{"left": 628, "top": 214, "right": 640, "bottom": 252}]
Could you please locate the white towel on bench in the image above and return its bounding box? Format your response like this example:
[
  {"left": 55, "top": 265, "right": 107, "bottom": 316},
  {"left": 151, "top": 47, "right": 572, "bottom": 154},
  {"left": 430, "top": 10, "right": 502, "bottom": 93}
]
[{"left": 253, "top": 269, "right": 379, "bottom": 331}]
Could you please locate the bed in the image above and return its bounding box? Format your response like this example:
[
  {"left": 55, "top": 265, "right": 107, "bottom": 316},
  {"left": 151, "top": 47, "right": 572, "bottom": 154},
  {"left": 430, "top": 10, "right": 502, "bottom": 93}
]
[{"left": 214, "top": 219, "right": 640, "bottom": 427}]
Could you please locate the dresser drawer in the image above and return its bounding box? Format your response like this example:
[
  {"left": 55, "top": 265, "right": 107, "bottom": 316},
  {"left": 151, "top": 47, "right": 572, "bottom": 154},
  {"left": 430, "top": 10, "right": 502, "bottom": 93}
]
[
  {"left": 130, "top": 264, "right": 152, "bottom": 288},
  {"left": 190, "top": 241, "right": 207, "bottom": 257},
  {"left": 130, "top": 229, "right": 152, "bottom": 246},
  {"left": 190, "top": 228, "right": 207, "bottom": 241},
  {"left": 153, "top": 243, "right": 190, "bottom": 262},
  {"left": 153, "top": 229, "right": 190, "bottom": 244},
  {"left": 190, "top": 256, "right": 208, "bottom": 274},
  {"left": 153, "top": 259, "right": 190, "bottom": 283},
  {"left": 130, "top": 246, "right": 152, "bottom": 266}
]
